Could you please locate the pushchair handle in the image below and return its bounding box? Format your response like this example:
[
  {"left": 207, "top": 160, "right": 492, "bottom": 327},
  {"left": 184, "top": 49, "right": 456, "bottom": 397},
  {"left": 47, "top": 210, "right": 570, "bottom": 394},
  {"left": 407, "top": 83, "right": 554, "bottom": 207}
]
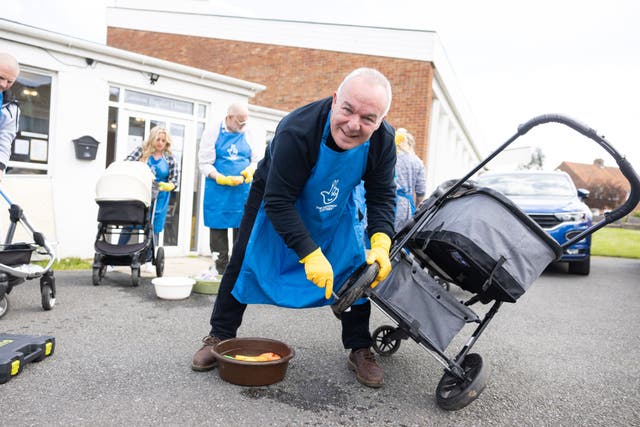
[{"left": 516, "top": 114, "right": 640, "bottom": 246}]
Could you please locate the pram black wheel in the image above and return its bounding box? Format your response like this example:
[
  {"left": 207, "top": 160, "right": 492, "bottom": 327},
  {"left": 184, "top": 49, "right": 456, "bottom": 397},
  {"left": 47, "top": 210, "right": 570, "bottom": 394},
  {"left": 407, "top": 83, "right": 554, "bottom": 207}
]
[
  {"left": 435, "top": 353, "right": 488, "bottom": 411},
  {"left": 41, "top": 285, "right": 55, "bottom": 311},
  {"left": 372, "top": 325, "right": 401, "bottom": 356},
  {"left": 331, "top": 262, "right": 379, "bottom": 316},
  {"left": 131, "top": 267, "right": 140, "bottom": 287},
  {"left": 40, "top": 273, "right": 56, "bottom": 311},
  {"left": 155, "top": 247, "right": 165, "bottom": 277},
  {"left": 92, "top": 266, "right": 105, "bottom": 286},
  {"left": 0, "top": 295, "right": 8, "bottom": 318}
]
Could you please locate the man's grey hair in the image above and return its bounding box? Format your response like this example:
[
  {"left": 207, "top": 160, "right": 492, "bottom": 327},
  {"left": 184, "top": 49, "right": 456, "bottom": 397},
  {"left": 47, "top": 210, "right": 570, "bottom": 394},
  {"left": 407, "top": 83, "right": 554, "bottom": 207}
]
[
  {"left": 336, "top": 67, "right": 392, "bottom": 117},
  {"left": 227, "top": 101, "right": 249, "bottom": 116}
]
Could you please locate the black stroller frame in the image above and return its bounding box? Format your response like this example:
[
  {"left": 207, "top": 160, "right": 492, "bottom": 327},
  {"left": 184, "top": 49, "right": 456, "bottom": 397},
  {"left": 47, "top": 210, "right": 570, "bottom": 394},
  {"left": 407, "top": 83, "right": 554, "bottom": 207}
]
[
  {"left": 0, "top": 189, "right": 56, "bottom": 319},
  {"left": 92, "top": 183, "right": 165, "bottom": 287},
  {"left": 332, "top": 114, "right": 640, "bottom": 410}
]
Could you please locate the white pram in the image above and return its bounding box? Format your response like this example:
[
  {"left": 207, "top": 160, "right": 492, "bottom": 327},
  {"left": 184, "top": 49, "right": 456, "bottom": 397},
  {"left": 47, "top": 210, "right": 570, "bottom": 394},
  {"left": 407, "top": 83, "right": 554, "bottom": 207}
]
[{"left": 92, "top": 161, "right": 164, "bottom": 286}]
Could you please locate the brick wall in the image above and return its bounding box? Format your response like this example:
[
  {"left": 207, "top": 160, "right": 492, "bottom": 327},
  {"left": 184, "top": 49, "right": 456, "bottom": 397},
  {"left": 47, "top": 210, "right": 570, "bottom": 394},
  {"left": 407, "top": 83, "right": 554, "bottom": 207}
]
[{"left": 108, "top": 28, "right": 434, "bottom": 163}]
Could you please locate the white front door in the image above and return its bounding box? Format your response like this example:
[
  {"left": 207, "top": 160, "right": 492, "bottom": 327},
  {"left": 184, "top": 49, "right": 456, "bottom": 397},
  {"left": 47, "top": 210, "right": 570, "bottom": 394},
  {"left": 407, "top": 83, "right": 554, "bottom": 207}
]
[{"left": 116, "top": 112, "right": 196, "bottom": 256}]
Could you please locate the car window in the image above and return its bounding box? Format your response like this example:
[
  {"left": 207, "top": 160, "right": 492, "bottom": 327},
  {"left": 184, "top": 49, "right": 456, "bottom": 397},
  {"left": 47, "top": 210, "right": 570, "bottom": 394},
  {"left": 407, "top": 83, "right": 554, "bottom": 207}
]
[{"left": 477, "top": 174, "right": 576, "bottom": 197}]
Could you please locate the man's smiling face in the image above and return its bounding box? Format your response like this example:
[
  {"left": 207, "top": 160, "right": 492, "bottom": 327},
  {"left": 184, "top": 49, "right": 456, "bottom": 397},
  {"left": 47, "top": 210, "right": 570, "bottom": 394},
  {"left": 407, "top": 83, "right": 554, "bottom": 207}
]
[{"left": 330, "top": 76, "right": 388, "bottom": 150}]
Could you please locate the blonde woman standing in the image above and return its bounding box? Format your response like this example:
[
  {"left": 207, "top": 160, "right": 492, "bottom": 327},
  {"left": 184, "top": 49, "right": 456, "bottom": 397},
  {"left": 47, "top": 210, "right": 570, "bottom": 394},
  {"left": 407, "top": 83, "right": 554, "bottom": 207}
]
[{"left": 119, "top": 126, "right": 180, "bottom": 271}]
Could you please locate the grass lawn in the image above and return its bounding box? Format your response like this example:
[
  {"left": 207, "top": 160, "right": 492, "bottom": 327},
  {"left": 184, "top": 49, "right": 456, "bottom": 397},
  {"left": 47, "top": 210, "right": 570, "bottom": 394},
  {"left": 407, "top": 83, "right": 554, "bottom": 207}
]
[
  {"left": 35, "top": 257, "right": 93, "bottom": 270},
  {"left": 591, "top": 226, "right": 640, "bottom": 259}
]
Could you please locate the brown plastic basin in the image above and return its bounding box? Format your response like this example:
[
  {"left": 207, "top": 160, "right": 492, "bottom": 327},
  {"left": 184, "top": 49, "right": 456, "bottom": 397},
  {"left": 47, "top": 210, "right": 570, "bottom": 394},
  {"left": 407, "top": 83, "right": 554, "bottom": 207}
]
[{"left": 212, "top": 337, "right": 295, "bottom": 386}]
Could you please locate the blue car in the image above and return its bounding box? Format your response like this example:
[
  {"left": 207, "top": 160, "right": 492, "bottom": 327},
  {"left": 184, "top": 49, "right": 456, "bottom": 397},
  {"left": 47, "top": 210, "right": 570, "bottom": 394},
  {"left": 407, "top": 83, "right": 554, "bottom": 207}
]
[{"left": 476, "top": 170, "right": 592, "bottom": 275}]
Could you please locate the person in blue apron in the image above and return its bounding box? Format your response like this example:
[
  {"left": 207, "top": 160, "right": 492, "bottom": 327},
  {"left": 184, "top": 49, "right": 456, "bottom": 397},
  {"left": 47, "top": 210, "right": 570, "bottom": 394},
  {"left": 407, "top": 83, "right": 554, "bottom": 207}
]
[
  {"left": 192, "top": 68, "right": 397, "bottom": 388},
  {"left": 197, "top": 102, "right": 261, "bottom": 279},
  {"left": 0, "top": 53, "right": 20, "bottom": 182},
  {"left": 118, "top": 126, "right": 179, "bottom": 272},
  {"left": 393, "top": 128, "right": 426, "bottom": 232}
]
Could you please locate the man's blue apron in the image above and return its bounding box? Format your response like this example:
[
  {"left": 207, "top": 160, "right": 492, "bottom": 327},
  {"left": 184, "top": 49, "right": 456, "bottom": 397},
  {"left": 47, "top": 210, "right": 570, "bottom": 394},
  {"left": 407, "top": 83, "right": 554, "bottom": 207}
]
[
  {"left": 148, "top": 155, "right": 170, "bottom": 234},
  {"left": 232, "top": 114, "right": 369, "bottom": 308},
  {"left": 203, "top": 123, "right": 251, "bottom": 229}
]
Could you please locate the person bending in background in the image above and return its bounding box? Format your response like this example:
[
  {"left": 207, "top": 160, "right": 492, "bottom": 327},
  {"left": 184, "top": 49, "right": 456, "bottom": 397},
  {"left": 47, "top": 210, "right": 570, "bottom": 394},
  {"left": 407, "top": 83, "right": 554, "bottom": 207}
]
[
  {"left": 197, "top": 102, "right": 261, "bottom": 280},
  {"left": 393, "top": 128, "right": 426, "bottom": 232},
  {"left": 0, "top": 52, "right": 20, "bottom": 182},
  {"left": 119, "top": 126, "right": 180, "bottom": 272},
  {"left": 191, "top": 67, "right": 397, "bottom": 388}
]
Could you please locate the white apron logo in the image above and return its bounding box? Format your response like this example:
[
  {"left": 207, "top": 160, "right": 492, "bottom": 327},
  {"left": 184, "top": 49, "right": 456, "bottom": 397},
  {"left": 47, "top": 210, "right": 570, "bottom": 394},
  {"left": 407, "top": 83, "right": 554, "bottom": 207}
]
[
  {"left": 227, "top": 144, "right": 239, "bottom": 160},
  {"left": 318, "top": 179, "right": 339, "bottom": 212}
]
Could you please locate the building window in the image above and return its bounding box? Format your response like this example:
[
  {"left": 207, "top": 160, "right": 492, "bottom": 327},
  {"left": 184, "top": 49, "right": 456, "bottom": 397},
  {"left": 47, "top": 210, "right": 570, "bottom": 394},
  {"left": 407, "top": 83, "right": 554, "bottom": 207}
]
[
  {"left": 124, "top": 89, "right": 194, "bottom": 115},
  {"left": 7, "top": 70, "right": 52, "bottom": 175}
]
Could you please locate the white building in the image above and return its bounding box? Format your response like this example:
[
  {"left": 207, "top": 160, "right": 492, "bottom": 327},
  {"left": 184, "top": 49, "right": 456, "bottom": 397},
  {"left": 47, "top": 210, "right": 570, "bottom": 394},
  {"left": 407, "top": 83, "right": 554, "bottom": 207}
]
[{"left": 1, "top": 16, "right": 285, "bottom": 259}]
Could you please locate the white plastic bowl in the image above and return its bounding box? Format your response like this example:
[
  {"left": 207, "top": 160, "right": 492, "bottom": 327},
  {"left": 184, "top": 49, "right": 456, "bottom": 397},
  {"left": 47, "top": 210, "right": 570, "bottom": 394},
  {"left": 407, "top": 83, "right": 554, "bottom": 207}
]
[{"left": 152, "top": 277, "right": 195, "bottom": 300}]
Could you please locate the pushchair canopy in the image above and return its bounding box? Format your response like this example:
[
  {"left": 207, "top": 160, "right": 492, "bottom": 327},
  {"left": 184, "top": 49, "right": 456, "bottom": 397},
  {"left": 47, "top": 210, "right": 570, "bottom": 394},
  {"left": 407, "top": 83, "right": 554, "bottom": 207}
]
[{"left": 95, "top": 161, "right": 154, "bottom": 207}]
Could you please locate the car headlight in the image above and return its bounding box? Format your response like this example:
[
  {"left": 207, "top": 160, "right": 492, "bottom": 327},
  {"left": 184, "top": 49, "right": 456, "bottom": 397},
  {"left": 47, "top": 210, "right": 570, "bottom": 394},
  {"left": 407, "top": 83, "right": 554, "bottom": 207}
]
[{"left": 554, "top": 212, "right": 588, "bottom": 222}]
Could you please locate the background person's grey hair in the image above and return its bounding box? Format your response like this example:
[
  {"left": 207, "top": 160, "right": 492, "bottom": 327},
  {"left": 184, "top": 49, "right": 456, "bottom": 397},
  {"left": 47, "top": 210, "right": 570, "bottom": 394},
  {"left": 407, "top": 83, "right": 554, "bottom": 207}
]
[
  {"left": 336, "top": 67, "right": 392, "bottom": 117},
  {"left": 227, "top": 101, "right": 249, "bottom": 116}
]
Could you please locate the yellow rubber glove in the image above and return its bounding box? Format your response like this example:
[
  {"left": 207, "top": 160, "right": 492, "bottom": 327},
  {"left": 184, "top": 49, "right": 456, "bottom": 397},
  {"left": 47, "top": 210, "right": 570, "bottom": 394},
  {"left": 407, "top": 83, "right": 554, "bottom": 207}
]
[
  {"left": 158, "top": 182, "right": 175, "bottom": 192},
  {"left": 240, "top": 166, "right": 255, "bottom": 184},
  {"left": 215, "top": 174, "right": 245, "bottom": 186},
  {"left": 366, "top": 232, "right": 392, "bottom": 288},
  {"left": 299, "top": 247, "right": 333, "bottom": 300}
]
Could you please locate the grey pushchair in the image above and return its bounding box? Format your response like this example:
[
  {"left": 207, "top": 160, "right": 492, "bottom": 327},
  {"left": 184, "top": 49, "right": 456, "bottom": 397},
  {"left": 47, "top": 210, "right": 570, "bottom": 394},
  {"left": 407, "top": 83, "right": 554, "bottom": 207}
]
[
  {"left": 0, "top": 189, "right": 56, "bottom": 319},
  {"left": 92, "top": 161, "right": 165, "bottom": 287},
  {"left": 332, "top": 114, "right": 640, "bottom": 410}
]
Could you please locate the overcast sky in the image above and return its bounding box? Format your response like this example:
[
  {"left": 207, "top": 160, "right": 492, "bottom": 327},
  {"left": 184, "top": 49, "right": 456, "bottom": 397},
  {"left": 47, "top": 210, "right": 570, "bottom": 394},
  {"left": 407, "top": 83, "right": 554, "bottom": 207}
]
[{"left": 207, "top": 0, "right": 640, "bottom": 172}]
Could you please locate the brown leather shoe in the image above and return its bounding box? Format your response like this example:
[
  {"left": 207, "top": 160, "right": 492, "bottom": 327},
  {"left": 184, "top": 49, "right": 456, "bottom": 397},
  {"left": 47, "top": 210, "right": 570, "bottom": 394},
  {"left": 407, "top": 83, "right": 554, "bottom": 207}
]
[
  {"left": 191, "top": 336, "right": 222, "bottom": 371},
  {"left": 348, "top": 348, "right": 384, "bottom": 388}
]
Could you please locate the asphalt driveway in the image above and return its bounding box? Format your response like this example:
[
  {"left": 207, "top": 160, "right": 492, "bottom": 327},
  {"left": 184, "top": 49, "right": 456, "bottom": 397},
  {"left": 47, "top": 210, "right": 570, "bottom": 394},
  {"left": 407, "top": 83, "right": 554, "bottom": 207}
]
[{"left": 1, "top": 256, "right": 638, "bottom": 426}]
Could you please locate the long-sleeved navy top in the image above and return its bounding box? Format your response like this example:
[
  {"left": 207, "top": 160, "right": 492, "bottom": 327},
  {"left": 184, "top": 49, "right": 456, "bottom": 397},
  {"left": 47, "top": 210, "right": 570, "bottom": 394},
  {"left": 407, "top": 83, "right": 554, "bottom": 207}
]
[{"left": 253, "top": 97, "right": 397, "bottom": 259}]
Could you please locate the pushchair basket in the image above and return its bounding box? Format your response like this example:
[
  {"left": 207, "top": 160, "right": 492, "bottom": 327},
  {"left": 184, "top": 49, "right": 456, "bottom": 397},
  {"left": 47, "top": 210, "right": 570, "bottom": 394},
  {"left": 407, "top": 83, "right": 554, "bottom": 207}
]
[
  {"left": 406, "top": 186, "right": 562, "bottom": 303},
  {"left": 0, "top": 244, "right": 33, "bottom": 266},
  {"left": 373, "top": 254, "right": 479, "bottom": 352}
]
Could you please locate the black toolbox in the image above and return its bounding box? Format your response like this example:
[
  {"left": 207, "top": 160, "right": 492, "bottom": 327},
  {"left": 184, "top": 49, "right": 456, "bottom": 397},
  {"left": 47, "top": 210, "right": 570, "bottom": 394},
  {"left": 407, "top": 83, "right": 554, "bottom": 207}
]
[{"left": 0, "top": 333, "right": 55, "bottom": 384}]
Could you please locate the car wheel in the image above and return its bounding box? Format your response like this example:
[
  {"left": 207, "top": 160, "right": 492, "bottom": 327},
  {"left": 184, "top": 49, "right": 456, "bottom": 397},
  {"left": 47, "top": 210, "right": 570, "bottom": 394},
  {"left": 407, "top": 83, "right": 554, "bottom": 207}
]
[{"left": 568, "top": 256, "right": 590, "bottom": 275}]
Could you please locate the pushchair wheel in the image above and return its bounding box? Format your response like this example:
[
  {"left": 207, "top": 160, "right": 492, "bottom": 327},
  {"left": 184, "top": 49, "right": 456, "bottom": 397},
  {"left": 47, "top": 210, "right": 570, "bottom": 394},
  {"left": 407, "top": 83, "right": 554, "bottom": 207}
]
[
  {"left": 40, "top": 274, "right": 56, "bottom": 311},
  {"left": 372, "top": 325, "right": 402, "bottom": 356},
  {"left": 331, "top": 262, "right": 379, "bottom": 317},
  {"left": 41, "top": 284, "right": 55, "bottom": 311},
  {"left": 435, "top": 353, "right": 488, "bottom": 411},
  {"left": 155, "top": 247, "right": 165, "bottom": 277},
  {"left": 0, "top": 295, "right": 9, "bottom": 318},
  {"left": 131, "top": 267, "right": 140, "bottom": 287},
  {"left": 92, "top": 266, "right": 106, "bottom": 286}
]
